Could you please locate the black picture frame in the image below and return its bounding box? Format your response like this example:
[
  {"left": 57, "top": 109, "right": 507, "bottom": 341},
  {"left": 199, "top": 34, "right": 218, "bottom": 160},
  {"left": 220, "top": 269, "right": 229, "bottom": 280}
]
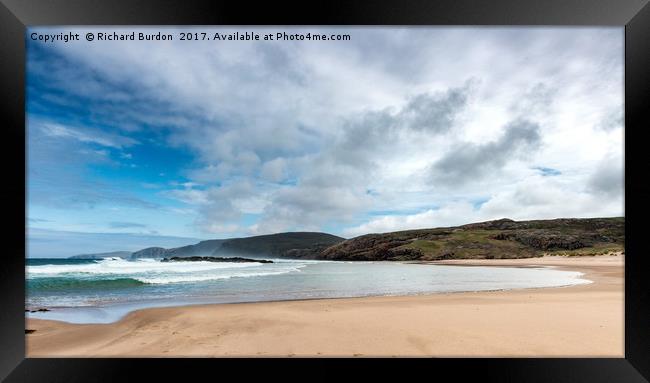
[{"left": 1, "top": 0, "right": 649, "bottom": 381}]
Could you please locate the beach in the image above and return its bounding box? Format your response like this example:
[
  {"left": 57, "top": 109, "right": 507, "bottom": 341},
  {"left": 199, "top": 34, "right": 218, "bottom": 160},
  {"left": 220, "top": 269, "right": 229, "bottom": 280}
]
[{"left": 26, "top": 254, "right": 624, "bottom": 357}]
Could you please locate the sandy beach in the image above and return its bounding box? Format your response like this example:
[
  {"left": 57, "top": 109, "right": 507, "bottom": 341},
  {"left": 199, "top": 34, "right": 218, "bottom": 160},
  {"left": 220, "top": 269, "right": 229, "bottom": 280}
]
[{"left": 26, "top": 254, "right": 624, "bottom": 357}]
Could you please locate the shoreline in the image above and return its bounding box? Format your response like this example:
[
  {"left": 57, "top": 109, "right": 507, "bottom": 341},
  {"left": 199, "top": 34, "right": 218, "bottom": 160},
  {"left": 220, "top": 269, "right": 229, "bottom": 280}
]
[
  {"left": 26, "top": 259, "right": 592, "bottom": 325},
  {"left": 27, "top": 254, "right": 623, "bottom": 357}
]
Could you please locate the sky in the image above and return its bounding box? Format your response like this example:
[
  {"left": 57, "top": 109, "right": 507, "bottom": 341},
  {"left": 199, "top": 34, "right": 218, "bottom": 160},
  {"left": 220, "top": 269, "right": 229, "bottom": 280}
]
[{"left": 26, "top": 27, "right": 624, "bottom": 257}]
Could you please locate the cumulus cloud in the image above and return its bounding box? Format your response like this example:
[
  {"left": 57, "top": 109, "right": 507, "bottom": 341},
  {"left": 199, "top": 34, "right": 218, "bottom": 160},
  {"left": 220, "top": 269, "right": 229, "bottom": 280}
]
[
  {"left": 478, "top": 177, "right": 613, "bottom": 219},
  {"left": 587, "top": 153, "right": 624, "bottom": 198},
  {"left": 597, "top": 108, "right": 624, "bottom": 132},
  {"left": 261, "top": 158, "right": 288, "bottom": 183},
  {"left": 344, "top": 174, "right": 623, "bottom": 237},
  {"left": 164, "top": 181, "right": 270, "bottom": 234},
  {"left": 343, "top": 201, "right": 477, "bottom": 236},
  {"left": 429, "top": 119, "right": 542, "bottom": 186},
  {"left": 247, "top": 83, "right": 473, "bottom": 234},
  {"left": 27, "top": 27, "right": 624, "bottom": 240},
  {"left": 509, "top": 83, "right": 557, "bottom": 117},
  {"left": 253, "top": 185, "right": 373, "bottom": 234},
  {"left": 331, "top": 83, "right": 472, "bottom": 167}
]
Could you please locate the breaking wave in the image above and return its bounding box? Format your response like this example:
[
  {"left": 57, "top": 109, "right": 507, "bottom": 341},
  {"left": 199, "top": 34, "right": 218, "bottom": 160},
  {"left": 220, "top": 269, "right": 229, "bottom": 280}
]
[{"left": 27, "top": 257, "right": 306, "bottom": 288}]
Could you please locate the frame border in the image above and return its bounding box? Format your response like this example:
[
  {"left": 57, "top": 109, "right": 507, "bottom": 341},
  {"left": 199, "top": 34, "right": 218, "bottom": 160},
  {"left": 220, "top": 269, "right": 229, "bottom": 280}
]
[{"left": 1, "top": 0, "right": 648, "bottom": 381}]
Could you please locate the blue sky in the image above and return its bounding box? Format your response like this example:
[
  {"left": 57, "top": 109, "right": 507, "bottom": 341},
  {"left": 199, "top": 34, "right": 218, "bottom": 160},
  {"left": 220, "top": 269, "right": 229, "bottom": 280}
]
[{"left": 27, "top": 27, "right": 624, "bottom": 257}]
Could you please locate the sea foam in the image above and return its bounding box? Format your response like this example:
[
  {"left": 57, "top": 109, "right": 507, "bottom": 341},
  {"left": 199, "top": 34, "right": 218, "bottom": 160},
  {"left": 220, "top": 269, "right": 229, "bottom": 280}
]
[{"left": 27, "top": 257, "right": 266, "bottom": 276}]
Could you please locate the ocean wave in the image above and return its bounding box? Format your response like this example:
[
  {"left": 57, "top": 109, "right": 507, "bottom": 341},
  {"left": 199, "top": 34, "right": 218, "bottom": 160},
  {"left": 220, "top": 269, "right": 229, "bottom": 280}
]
[
  {"left": 135, "top": 267, "right": 304, "bottom": 284},
  {"left": 27, "top": 277, "right": 146, "bottom": 291},
  {"left": 27, "top": 266, "right": 305, "bottom": 288},
  {"left": 27, "top": 257, "right": 267, "bottom": 276},
  {"left": 26, "top": 257, "right": 309, "bottom": 288}
]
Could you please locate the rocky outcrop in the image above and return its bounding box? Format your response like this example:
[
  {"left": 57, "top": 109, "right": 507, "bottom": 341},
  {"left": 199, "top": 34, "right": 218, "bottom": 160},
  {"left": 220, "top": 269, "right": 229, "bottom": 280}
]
[
  {"left": 281, "top": 243, "right": 340, "bottom": 259},
  {"left": 490, "top": 232, "right": 586, "bottom": 250},
  {"left": 320, "top": 235, "right": 422, "bottom": 261}
]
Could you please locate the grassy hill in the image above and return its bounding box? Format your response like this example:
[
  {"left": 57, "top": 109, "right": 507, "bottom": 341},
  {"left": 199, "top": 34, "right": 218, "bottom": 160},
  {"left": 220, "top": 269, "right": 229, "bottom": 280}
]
[{"left": 319, "top": 217, "right": 624, "bottom": 261}]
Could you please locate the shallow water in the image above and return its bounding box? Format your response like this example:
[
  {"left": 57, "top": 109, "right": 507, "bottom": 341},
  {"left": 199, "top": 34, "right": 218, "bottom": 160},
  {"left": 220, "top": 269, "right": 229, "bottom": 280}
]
[{"left": 26, "top": 257, "right": 590, "bottom": 324}]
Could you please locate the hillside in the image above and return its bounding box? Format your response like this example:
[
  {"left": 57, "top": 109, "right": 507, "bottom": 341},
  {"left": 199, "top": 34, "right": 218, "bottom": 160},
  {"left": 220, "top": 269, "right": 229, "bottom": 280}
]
[
  {"left": 127, "top": 232, "right": 343, "bottom": 260},
  {"left": 131, "top": 240, "right": 227, "bottom": 259},
  {"left": 214, "top": 232, "right": 344, "bottom": 258},
  {"left": 318, "top": 217, "right": 624, "bottom": 261}
]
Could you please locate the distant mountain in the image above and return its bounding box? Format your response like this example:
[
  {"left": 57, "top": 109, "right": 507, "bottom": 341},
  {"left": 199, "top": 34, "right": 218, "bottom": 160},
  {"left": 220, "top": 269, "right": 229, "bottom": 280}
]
[
  {"left": 126, "top": 232, "right": 344, "bottom": 260},
  {"left": 214, "top": 232, "right": 344, "bottom": 259},
  {"left": 319, "top": 217, "right": 624, "bottom": 261},
  {"left": 167, "top": 240, "right": 227, "bottom": 258},
  {"left": 69, "top": 251, "right": 132, "bottom": 260},
  {"left": 129, "top": 241, "right": 227, "bottom": 259}
]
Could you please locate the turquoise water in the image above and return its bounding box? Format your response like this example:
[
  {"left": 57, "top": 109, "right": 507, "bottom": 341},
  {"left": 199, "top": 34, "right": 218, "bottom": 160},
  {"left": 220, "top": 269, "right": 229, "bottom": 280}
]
[{"left": 26, "top": 257, "right": 590, "bottom": 324}]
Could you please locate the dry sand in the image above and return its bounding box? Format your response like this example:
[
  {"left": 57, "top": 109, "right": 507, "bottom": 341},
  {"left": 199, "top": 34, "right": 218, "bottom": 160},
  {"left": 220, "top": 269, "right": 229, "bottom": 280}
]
[{"left": 26, "top": 254, "right": 624, "bottom": 357}]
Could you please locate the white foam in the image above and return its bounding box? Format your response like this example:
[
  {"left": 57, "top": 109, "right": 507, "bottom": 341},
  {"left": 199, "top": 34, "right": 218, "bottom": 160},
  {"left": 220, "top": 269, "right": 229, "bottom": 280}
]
[
  {"left": 27, "top": 257, "right": 267, "bottom": 276},
  {"left": 135, "top": 267, "right": 304, "bottom": 284},
  {"left": 27, "top": 257, "right": 309, "bottom": 285}
]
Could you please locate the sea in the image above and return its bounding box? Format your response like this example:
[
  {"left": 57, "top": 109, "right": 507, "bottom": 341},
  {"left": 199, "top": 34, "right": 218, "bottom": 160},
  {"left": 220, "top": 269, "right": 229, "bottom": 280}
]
[{"left": 26, "top": 257, "right": 591, "bottom": 324}]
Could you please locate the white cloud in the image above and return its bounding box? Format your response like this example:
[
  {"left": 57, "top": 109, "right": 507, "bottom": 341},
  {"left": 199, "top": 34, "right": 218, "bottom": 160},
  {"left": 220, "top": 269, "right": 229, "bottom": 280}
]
[
  {"left": 29, "top": 27, "right": 624, "bottom": 237},
  {"left": 345, "top": 173, "right": 623, "bottom": 236},
  {"left": 261, "top": 158, "right": 287, "bottom": 182},
  {"left": 343, "top": 202, "right": 477, "bottom": 236},
  {"left": 39, "top": 121, "right": 138, "bottom": 148}
]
